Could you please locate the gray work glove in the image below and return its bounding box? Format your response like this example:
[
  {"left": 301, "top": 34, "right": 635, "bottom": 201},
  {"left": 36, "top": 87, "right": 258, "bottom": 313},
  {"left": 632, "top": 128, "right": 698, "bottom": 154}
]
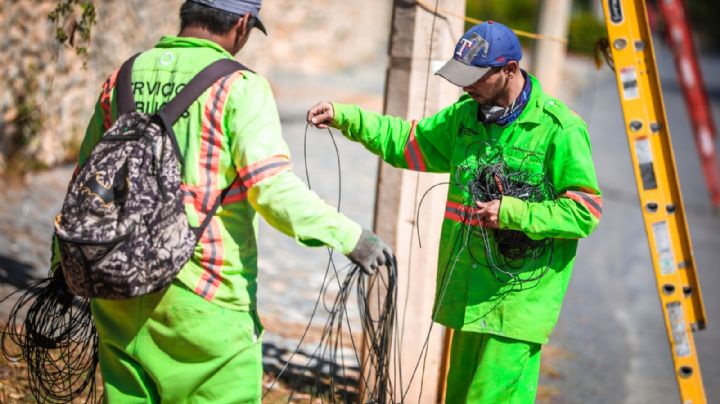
[{"left": 347, "top": 229, "right": 394, "bottom": 276}]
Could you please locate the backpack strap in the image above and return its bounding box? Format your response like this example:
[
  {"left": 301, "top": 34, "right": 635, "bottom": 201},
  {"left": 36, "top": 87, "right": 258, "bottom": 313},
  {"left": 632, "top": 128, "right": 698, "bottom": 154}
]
[
  {"left": 156, "top": 58, "right": 249, "bottom": 127},
  {"left": 116, "top": 53, "right": 141, "bottom": 115},
  {"left": 192, "top": 176, "right": 241, "bottom": 240},
  {"left": 154, "top": 59, "right": 248, "bottom": 164},
  {"left": 116, "top": 55, "right": 249, "bottom": 122},
  {"left": 116, "top": 56, "right": 249, "bottom": 241},
  {"left": 152, "top": 59, "right": 249, "bottom": 241}
]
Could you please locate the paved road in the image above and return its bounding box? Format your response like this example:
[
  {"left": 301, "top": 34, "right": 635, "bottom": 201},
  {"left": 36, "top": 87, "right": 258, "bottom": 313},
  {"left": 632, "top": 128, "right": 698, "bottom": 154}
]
[
  {"left": 1, "top": 40, "right": 717, "bottom": 403},
  {"left": 540, "top": 43, "right": 720, "bottom": 403},
  {"left": 262, "top": 42, "right": 720, "bottom": 403}
]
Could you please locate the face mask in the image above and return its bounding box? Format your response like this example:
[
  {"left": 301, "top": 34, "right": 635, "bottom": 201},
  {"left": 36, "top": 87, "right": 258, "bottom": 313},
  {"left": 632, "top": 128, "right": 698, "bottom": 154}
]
[{"left": 479, "top": 104, "right": 510, "bottom": 123}]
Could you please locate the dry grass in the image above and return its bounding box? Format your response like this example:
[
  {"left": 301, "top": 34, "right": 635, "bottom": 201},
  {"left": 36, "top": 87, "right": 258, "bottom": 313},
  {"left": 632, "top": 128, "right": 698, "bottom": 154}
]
[
  {"left": 0, "top": 349, "right": 33, "bottom": 404},
  {"left": 0, "top": 322, "right": 103, "bottom": 404},
  {"left": 0, "top": 321, "right": 571, "bottom": 403},
  {"left": 537, "top": 343, "right": 572, "bottom": 403}
]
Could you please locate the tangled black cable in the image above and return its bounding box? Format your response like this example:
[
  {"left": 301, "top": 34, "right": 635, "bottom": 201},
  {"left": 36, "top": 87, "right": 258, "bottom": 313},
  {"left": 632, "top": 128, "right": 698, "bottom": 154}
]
[
  {"left": 1, "top": 264, "right": 99, "bottom": 403},
  {"left": 468, "top": 160, "right": 549, "bottom": 259},
  {"left": 457, "top": 145, "right": 556, "bottom": 287},
  {"left": 262, "top": 124, "right": 400, "bottom": 403},
  {"left": 279, "top": 259, "right": 399, "bottom": 403},
  {"left": 355, "top": 257, "right": 399, "bottom": 403},
  {"left": 416, "top": 143, "right": 556, "bottom": 288}
]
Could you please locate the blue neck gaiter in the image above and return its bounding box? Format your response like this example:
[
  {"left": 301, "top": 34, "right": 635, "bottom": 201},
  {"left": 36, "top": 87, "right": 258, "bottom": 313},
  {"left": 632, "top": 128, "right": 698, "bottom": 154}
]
[{"left": 477, "top": 70, "right": 532, "bottom": 126}]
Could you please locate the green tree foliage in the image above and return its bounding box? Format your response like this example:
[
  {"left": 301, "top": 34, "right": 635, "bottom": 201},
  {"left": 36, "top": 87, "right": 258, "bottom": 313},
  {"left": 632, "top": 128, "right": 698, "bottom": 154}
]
[
  {"left": 48, "top": 0, "right": 96, "bottom": 56},
  {"left": 467, "top": 0, "right": 719, "bottom": 55},
  {"left": 466, "top": 0, "right": 603, "bottom": 55},
  {"left": 567, "top": 11, "right": 605, "bottom": 55},
  {"left": 466, "top": 0, "right": 539, "bottom": 48}
]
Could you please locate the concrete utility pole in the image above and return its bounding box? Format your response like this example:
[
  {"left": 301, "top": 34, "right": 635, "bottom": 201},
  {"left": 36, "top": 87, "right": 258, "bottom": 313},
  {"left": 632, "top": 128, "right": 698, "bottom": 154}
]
[
  {"left": 532, "top": 0, "right": 573, "bottom": 96},
  {"left": 364, "top": 0, "right": 465, "bottom": 402}
]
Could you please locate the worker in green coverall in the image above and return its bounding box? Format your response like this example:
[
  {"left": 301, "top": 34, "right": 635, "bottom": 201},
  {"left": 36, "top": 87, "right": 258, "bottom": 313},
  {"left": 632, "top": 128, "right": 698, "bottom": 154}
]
[
  {"left": 73, "top": 1, "right": 393, "bottom": 402},
  {"left": 308, "top": 21, "right": 602, "bottom": 403}
]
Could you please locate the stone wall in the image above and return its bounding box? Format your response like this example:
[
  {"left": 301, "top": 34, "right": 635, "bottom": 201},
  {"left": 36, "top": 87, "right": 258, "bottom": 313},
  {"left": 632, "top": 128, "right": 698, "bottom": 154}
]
[{"left": 0, "top": 0, "right": 391, "bottom": 174}]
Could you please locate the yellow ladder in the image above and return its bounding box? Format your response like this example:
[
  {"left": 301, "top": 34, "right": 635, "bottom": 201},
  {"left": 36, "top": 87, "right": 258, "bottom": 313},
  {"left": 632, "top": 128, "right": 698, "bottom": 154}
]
[{"left": 601, "top": 0, "right": 708, "bottom": 402}]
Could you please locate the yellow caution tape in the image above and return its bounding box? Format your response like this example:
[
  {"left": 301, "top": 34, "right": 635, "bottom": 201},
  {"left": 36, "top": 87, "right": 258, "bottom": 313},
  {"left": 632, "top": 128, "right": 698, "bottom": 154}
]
[{"left": 415, "top": 0, "right": 568, "bottom": 44}]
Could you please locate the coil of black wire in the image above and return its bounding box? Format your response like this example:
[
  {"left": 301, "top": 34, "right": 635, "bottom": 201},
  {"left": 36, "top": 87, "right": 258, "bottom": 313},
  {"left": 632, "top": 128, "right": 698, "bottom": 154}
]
[
  {"left": 469, "top": 161, "right": 551, "bottom": 259},
  {"left": 460, "top": 156, "right": 556, "bottom": 285},
  {"left": 1, "top": 265, "right": 99, "bottom": 403},
  {"left": 266, "top": 258, "right": 399, "bottom": 404}
]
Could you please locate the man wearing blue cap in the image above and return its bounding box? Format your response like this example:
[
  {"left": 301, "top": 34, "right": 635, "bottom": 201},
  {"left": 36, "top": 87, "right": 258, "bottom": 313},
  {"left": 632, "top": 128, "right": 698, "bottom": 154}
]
[
  {"left": 77, "top": 0, "right": 393, "bottom": 402},
  {"left": 308, "top": 21, "right": 602, "bottom": 403}
]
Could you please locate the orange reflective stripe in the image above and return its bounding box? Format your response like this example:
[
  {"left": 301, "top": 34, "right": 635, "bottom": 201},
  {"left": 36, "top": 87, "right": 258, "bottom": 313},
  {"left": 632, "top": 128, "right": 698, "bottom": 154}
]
[
  {"left": 222, "top": 181, "right": 249, "bottom": 206},
  {"left": 193, "top": 70, "right": 243, "bottom": 300},
  {"left": 100, "top": 69, "right": 120, "bottom": 130},
  {"left": 563, "top": 190, "right": 602, "bottom": 220},
  {"left": 182, "top": 181, "right": 248, "bottom": 207},
  {"left": 238, "top": 155, "right": 291, "bottom": 189},
  {"left": 194, "top": 218, "right": 224, "bottom": 300},
  {"left": 197, "top": 71, "right": 243, "bottom": 212},
  {"left": 444, "top": 201, "right": 482, "bottom": 226},
  {"left": 181, "top": 184, "right": 203, "bottom": 207},
  {"left": 404, "top": 121, "right": 427, "bottom": 172}
]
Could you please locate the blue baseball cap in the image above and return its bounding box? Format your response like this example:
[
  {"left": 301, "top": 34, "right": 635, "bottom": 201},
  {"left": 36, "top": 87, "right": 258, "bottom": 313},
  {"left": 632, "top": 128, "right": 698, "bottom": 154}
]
[
  {"left": 436, "top": 21, "right": 522, "bottom": 87},
  {"left": 189, "top": 0, "right": 267, "bottom": 35}
]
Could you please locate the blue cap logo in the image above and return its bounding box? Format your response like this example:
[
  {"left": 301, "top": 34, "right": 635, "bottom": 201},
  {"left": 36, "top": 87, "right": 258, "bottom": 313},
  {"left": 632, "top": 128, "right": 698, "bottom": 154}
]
[
  {"left": 455, "top": 32, "right": 490, "bottom": 64},
  {"left": 436, "top": 21, "right": 522, "bottom": 87}
]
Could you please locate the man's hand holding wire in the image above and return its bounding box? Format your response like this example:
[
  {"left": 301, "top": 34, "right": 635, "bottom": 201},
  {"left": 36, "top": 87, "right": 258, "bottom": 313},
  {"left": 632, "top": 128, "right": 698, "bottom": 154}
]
[
  {"left": 347, "top": 229, "right": 394, "bottom": 276},
  {"left": 476, "top": 199, "right": 501, "bottom": 229},
  {"left": 307, "top": 102, "right": 336, "bottom": 129}
]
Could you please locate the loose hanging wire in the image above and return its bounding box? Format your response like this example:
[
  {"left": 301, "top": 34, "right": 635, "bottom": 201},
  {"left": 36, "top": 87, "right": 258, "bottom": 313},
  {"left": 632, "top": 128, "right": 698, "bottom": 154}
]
[
  {"left": 267, "top": 0, "right": 575, "bottom": 400},
  {"left": 262, "top": 124, "right": 399, "bottom": 403},
  {"left": 281, "top": 259, "right": 398, "bottom": 403},
  {"left": 401, "top": 0, "right": 444, "bottom": 401},
  {"left": 413, "top": 0, "right": 568, "bottom": 44},
  {"left": 1, "top": 259, "right": 100, "bottom": 403},
  {"left": 460, "top": 147, "right": 557, "bottom": 288},
  {"left": 404, "top": 0, "right": 568, "bottom": 391}
]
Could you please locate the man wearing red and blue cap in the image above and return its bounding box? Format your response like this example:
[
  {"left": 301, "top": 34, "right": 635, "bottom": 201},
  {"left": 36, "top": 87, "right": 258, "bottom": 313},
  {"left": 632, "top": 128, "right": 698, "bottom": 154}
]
[
  {"left": 76, "top": 1, "right": 392, "bottom": 402},
  {"left": 309, "top": 21, "right": 602, "bottom": 403}
]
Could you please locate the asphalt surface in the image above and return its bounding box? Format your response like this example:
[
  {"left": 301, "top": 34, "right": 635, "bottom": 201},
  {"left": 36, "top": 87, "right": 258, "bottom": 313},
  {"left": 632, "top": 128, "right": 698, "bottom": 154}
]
[
  {"left": 539, "top": 42, "right": 720, "bottom": 403},
  {"left": 261, "top": 41, "right": 720, "bottom": 403},
  {"left": 0, "top": 39, "right": 718, "bottom": 403}
]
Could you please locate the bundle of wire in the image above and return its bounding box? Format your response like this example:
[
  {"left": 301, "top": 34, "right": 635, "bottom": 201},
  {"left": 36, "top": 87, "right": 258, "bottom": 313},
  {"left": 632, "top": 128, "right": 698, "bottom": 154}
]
[
  {"left": 1, "top": 267, "right": 99, "bottom": 403},
  {"left": 460, "top": 156, "right": 556, "bottom": 286},
  {"left": 262, "top": 124, "right": 401, "bottom": 403},
  {"left": 269, "top": 258, "right": 399, "bottom": 403}
]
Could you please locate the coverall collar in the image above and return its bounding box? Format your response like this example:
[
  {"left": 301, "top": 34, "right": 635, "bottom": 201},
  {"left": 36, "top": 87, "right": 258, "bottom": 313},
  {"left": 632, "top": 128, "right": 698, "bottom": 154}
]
[
  {"left": 155, "top": 35, "right": 235, "bottom": 59},
  {"left": 513, "top": 74, "right": 545, "bottom": 126}
]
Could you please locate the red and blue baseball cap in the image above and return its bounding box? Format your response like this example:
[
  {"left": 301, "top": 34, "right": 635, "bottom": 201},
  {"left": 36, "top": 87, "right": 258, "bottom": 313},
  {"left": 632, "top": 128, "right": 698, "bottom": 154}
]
[
  {"left": 436, "top": 21, "right": 522, "bottom": 87},
  {"left": 189, "top": 0, "right": 267, "bottom": 35}
]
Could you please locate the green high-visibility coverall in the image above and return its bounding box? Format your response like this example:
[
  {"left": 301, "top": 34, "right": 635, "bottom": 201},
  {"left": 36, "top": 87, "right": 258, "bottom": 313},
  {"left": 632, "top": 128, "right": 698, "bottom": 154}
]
[
  {"left": 331, "top": 74, "right": 602, "bottom": 403},
  {"left": 76, "top": 36, "right": 362, "bottom": 403}
]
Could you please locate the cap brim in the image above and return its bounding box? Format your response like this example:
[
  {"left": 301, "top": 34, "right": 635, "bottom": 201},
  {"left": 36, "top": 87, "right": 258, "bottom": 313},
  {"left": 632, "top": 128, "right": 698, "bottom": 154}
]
[
  {"left": 435, "top": 58, "right": 491, "bottom": 87},
  {"left": 254, "top": 17, "right": 267, "bottom": 35}
]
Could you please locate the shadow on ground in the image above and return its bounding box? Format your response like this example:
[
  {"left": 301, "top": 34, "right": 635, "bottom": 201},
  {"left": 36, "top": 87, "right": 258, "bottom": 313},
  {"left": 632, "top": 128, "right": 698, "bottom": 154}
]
[
  {"left": 0, "top": 255, "right": 39, "bottom": 291},
  {"left": 262, "top": 341, "right": 360, "bottom": 402}
]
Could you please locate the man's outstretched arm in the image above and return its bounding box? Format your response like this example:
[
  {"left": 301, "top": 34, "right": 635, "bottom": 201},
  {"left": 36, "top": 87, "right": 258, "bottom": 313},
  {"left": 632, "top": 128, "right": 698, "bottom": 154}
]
[
  {"left": 308, "top": 101, "right": 456, "bottom": 174},
  {"left": 231, "top": 78, "right": 391, "bottom": 273}
]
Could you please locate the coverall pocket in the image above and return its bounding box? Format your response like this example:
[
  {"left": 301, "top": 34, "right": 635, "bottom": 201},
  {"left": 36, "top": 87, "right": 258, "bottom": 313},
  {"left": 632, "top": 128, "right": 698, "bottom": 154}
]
[{"left": 148, "top": 288, "right": 256, "bottom": 363}]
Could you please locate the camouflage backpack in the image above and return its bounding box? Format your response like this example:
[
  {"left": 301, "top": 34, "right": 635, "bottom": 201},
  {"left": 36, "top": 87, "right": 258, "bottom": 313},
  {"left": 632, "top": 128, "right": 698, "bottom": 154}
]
[{"left": 54, "top": 55, "right": 246, "bottom": 299}]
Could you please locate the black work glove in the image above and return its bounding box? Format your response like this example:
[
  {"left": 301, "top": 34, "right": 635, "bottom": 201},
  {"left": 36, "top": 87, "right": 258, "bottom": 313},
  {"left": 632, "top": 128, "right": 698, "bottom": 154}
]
[{"left": 347, "top": 229, "right": 394, "bottom": 276}]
